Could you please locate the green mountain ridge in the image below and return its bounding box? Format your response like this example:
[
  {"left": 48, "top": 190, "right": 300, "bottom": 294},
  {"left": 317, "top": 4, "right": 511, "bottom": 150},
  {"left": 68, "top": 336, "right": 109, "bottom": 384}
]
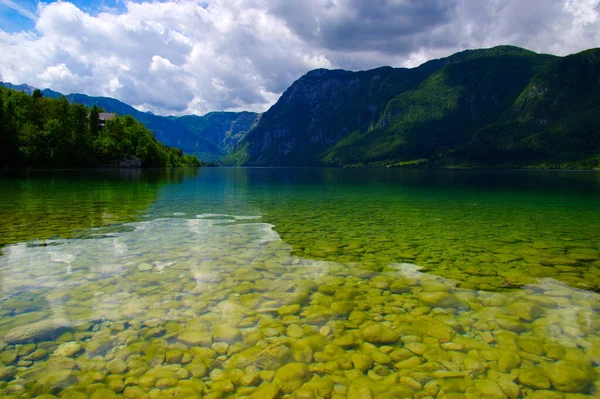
[{"left": 227, "top": 45, "right": 599, "bottom": 169}]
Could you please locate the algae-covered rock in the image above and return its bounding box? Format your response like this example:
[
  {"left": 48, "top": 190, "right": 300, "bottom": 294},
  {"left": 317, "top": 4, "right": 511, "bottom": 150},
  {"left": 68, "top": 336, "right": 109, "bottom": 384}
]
[
  {"left": 251, "top": 382, "right": 279, "bottom": 399},
  {"left": 304, "top": 309, "right": 336, "bottom": 325},
  {"left": 91, "top": 388, "right": 119, "bottom": 399},
  {"left": 4, "top": 319, "right": 70, "bottom": 344},
  {"left": 497, "top": 350, "right": 521, "bottom": 372},
  {"left": 273, "top": 363, "right": 311, "bottom": 394},
  {"left": 165, "top": 349, "right": 184, "bottom": 364},
  {"left": 53, "top": 342, "right": 82, "bottom": 358},
  {"left": 178, "top": 330, "right": 212, "bottom": 346},
  {"left": 0, "top": 366, "right": 17, "bottom": 381},
  {"left": 106, "top": 359, "right": 128, "bottom": 374},
  {"left": 226, "top": 347, "right": 261, "bottom": 369},
  {"left": 474, "top": 380, "right": 507, "bottom": 399},
  {"left": 390, "top": 279, "right": 414, "bottom": 294},
  {"left": 544, "top": 361, "right": 594, "bottom": 393},
  {"left": 412, "top": 316, "right": 455, "bottom": 340},
  {"left": 362, "top": 323, "right": 399, "bottom": 344},
  {"left": 331, "top": 301, "right": 356, "bottom": 316},
  {"left": 418, "top": 292, "right": 469, "bottom": 310},
  {"left": 256, "top": 344, "right": 291, "bottom": 370},
  {"left": 278, "top": 304, "right": 301, "bottom": 317},
  {"left": 333, "top": 333, "right": 357, "bottom": 348},
  {"left": 518, "top": 368, "right": 551, "bottom": 389},
  {"left": 508, "top": 300, "right": 542, "bottom": 321},
  {"left": 351, "top": 353, "right": 373, "bottom": 373},
  {"left": 213, "top": 324, "right": 241, "bottom": 344},
  {"left": 32, "top": 370, "right": 77, "bottom": 395}
]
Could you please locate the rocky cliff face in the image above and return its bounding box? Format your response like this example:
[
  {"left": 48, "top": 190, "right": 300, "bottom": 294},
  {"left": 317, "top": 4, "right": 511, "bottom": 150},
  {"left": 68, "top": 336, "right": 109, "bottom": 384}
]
[{"left": 229, "top": 46, "right": 600, "bottom": 168}]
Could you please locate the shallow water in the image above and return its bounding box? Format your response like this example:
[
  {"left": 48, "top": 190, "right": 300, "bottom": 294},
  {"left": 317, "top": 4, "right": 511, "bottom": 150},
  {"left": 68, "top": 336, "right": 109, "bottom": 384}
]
[{"left": 0, "top": 168, "right": 599, "bottom": 398}]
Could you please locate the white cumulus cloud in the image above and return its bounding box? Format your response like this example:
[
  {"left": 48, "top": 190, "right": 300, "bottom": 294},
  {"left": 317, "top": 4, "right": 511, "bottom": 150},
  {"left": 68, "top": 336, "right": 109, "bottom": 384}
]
[{"left": 0, "top": 0, "right": 598, "bottom": 116}]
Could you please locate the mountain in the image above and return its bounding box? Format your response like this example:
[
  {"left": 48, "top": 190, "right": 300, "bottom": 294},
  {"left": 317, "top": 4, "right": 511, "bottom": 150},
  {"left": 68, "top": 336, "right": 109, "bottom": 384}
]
[
  {"left": 226, "top": 46, "right": 600, "bottom": 169},
  {"left": 0, "top": 83, "right": 259, "bottom": 162}
]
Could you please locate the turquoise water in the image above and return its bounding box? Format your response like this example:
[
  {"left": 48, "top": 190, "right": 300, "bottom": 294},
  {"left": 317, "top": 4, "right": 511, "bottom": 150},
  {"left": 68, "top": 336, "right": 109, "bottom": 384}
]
[{"left": 0, "top": 168, "right": 598, "bottom": 398}]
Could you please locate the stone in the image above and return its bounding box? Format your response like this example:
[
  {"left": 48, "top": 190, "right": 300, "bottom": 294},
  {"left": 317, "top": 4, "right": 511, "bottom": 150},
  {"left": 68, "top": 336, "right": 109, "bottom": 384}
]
[
  {"left": 4, "top": 319, "right": 71, "bottom": 344},
  {"left": 390, "top": 279, "right": 413, "bottom": 294},
  {"left": 278, "top": 304, "right": 301, "bottom": 317},
  {"left": 0, "top": 366, "right": 17, "bottom": 381},
  {"left": 331, "top": 301, "right": 356, "bottom": 316},
  {"left": 304, "top": 309, "right": 336, "bottom": 325},
  {"left": 362, "top": 323, "right": 399, "bottom": 344},
  {"left": 123, "top": 386, "right": 148, "bottom": 399},
  {"left": 273, "top": 363, "right": 311, "bottom": 394},
  {"left": 351, "top": 353, "right": 373, "bottom": 373},
  {"left": 251, "top": 382, "right": 279, "bottom": 399},
  {"left": 32, "top": 370, "right": 77, "bottom": 395},
  {"left": 178, "top": 330, "right": 212, "bottom": 346},
  {"left": 286, "top": 324, "right": 305, "bottom": 338},
  {"left": 26, "top": 348, "right": 48, "bottom": 361},
  {"left": 475, "top": 380, "right": 507, "bottom": 399},
  {"left": 333, "top": 333, "right": 357, "bottom": 348},
  {"left": 497, "top": 350, "right": 521, "bottom": 372},
  {"left": 418, "top": 292, "right": 469, "bottom": 310},
  {"left": 256, "top": 344, "right": 291, "bottom": 370},
  {"left": 544, "top": 361, "right": 594, "bottom": 393},
  {"left": 91, "top": 388, "right": 119, "bottom": 399},
  {"left": 213, "top": 324, "right": 241, "bottom": 344},
  {"left": 508, "top": 300, "right": 542, "bottom": 321},
  {"left": 519, "top": 368, "right": 551, "bottom": 390},
  {"left": 61, "top": 391, "right": 88, "bottom": 399},
  {"left": 137, "top": 263, "right": 153, "bottom": 272},
  {"left": 155, "top": 377, "right": 178, "bottom": 389},
  {"left": 412, "top": 316, "right": 455, "bottom": 341},
  {"left": 107, "top": 359, "right": 128, "bottom": 374},
  {"left": 53, "top": 342, "right": 82, "bottom": 357},
  {"left": 0, "top": 350, "right": 17, "bottom": 365},
  {"left": 212, "top": 342, "right": 229, "bottom": 355},
  {"left": 165, "top": 349, "right": 184, "bottom": 364}
]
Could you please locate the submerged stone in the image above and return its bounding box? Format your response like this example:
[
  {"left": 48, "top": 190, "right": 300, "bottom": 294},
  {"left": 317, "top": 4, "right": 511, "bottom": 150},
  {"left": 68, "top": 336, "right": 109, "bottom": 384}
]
[
  {"left": 544, "top": 361, "right": 594, "bottom": 393},
  {"left": 4, "top": 319, "right": 71, "bottom": 344},
  {"left": 53, "top": 342, "right": 82, "bottom": 358},
  {"left": 273, "top": 363, "right": 311, "bottom": 394},
  {"left": 362, "top": 323, "right": 399, "bottom": 344},
  {"left": 213, "top": 324, "right": 241, "bottom": 344},
  {"left": 256, "top": 344, "right": 291, "bottom": 370}
]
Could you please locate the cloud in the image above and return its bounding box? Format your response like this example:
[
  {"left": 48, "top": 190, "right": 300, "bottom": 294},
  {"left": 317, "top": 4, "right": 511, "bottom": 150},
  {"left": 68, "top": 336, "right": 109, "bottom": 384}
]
[
  {"left": 0, "top": 0, "right": 598, "bottom": 116},
  {"left": 0, "top": 0, "right": 37, "bottom": 20}
]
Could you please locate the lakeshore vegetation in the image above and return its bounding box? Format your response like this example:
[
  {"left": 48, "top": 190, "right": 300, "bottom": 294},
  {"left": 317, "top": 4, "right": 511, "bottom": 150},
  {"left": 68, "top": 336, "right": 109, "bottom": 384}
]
[{"left": 0, "top": 87, "right": 200, "bottom": 168}]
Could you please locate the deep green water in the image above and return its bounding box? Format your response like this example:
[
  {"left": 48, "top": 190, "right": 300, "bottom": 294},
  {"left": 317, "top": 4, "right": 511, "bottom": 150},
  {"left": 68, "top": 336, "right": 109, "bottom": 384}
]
[{"left": 0, "top": 168, "right": 599, "bottom": 398}]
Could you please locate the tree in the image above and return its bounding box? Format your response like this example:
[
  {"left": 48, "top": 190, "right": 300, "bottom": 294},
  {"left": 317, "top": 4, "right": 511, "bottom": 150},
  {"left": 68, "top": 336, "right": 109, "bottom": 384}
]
[
  {"left": 90, "top": 105, "right": 101, "bottom": 138},
  {"left": 32, "top": 89, "right": 43, "bottom": 100}
]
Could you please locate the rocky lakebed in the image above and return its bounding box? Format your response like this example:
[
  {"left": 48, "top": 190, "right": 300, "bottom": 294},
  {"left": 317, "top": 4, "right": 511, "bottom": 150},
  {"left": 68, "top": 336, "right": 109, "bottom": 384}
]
[{"left": 0, "top": 215, "right": 598, "bottom": 399}]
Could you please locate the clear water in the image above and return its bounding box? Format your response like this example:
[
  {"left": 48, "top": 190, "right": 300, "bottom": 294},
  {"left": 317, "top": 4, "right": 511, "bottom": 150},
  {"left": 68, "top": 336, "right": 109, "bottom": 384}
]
[{"left": 0, "top": 168, "right": 598, "bottom": 398}]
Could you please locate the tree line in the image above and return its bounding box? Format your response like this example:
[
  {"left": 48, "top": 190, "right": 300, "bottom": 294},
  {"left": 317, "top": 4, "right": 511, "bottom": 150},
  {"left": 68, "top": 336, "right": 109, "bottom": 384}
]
[{"left": 0, "top": 87, "right": 200, "bottom": 168}]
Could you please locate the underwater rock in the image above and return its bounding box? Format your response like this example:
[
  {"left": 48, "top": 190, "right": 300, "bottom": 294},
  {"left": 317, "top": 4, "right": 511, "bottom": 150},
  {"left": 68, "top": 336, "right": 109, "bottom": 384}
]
[
  {"left": 53, "top": 342, "right": 82, "bottom": 358},
  {"left": 273, "top": 363, "right": 311, "bottom": 394},
  {"left": 256, "top": 344, "right": 291, "bottom": 370},
  {"left": 362, "top": 323, "right": 399, "bottom": 344},
  {"left": 0, "top": 366, "right": 17, "bottom": 382},
  {"left": 544, "top": 361, "right": 594, "bottom": 393},
  {"left": 4, "top": 319, "right": 71, "bottom": 344},
  {"left": 213, "top": 324, "right": 241, "bottom": 344}
]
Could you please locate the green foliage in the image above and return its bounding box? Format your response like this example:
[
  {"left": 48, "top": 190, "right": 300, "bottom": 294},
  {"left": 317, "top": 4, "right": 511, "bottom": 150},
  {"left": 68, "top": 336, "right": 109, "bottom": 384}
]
[
  {"left": 0, "top": 87, "right": 200, "bottom": 168},
  {"left": 234, "top": 45, "right": 599, "bottom": 170}
]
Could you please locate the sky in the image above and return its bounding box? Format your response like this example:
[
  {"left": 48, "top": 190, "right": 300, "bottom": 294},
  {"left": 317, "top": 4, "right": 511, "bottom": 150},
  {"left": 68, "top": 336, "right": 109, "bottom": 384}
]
[{"left": 0, "top": 0, "right": 599, "bottom": 116}]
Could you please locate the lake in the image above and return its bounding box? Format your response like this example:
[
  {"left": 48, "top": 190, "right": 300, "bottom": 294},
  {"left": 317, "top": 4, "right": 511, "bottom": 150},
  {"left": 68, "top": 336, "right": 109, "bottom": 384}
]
[{"left": 0, "top": 168, "right": 599, "bottom": 398}]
